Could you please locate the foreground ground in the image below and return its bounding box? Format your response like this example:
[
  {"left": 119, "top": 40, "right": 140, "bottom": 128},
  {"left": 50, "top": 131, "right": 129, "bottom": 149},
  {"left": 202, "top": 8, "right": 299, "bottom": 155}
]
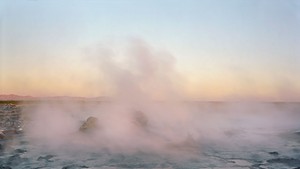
[{"left": 0, "top": 102, "right": 300, "bottom": 169}]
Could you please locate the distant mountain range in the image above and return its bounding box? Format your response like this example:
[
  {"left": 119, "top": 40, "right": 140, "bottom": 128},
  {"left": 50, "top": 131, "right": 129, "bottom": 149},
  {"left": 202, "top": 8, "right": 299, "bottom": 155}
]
[
  {"left": 1, "top": 94, "right": 299, "bottom": 103},
  {"left": 0, "top": 94, "right": 35, "bottom": 100},
  {"left": 0, "top": 94, "right": 106, "bottom": 101}
]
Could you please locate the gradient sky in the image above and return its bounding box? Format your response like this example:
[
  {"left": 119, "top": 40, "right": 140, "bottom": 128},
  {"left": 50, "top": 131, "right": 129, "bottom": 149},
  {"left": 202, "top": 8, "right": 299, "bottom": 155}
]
[{"left": 1, "top": 0, "right": 300, "bottom": 101}]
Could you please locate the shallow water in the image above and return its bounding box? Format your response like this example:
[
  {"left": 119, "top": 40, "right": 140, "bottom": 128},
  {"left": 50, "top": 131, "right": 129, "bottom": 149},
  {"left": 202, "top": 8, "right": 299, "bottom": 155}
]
[{"left": 1, "top": 102, "right": 300, "bottom": 169}]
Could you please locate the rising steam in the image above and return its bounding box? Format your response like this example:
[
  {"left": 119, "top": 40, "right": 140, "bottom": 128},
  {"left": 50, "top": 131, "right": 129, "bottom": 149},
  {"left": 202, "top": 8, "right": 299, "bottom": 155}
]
[{"left": 23, "top": 39, "right": 300, "bottom": 156}]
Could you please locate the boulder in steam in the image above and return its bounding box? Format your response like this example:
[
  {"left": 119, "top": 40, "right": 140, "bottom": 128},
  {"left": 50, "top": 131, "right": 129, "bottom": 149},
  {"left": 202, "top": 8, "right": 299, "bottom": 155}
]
[
  {"left": 79, "top": 116, "right": 99, "bottom": 132},
  {"left": 133, "top": 111, "right": 148, "bottom": 129}
]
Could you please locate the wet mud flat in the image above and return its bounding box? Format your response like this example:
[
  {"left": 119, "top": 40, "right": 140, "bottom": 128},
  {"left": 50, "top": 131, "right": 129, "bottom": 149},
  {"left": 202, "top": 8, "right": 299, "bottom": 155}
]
[{"left": 1, "top": 102, "right": 300, "bottom": 169}]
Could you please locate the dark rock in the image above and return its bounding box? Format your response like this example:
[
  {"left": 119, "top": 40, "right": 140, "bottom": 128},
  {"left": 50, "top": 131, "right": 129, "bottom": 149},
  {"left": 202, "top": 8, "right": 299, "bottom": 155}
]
[
  {"left": 62, "top": 164, "right": 89, "bottom": 169},
  {"left": 294, "top": 167, "right": 300, "bottom": 169},
  {"left": 251, "top": 163, "right": 262, "bottom": 167},
  {"left": 14, "top": 148, "right": 27, "bottom": 154},
  {"left": 294, "top": 131, "right": 300, "bottom": 135},
  {"left": 79, "top": 116, "right": 99, "bottom": 132},
  {"left": 250, "top": 163, "right": 266, "bottom": 169},
  {"left": 268, "top": 151, "right": 279, "bottom": 156},
  {"left": 133, "top": 111, "right": 148, "bottom": 129},
  {"left": 267, "top": 158, "right": 300, "bottom": 167},
  {"left": 0, "top": 165, "right": 12, "bottom": 169},
  {"left": 37, "top": 155, "right": 55, "bottom": 161}
]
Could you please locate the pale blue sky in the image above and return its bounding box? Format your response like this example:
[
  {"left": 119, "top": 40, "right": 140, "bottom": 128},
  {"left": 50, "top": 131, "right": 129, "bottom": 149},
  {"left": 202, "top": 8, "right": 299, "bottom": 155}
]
[{"left": 1, "top": 0, "right": 300, "bottom": 100}]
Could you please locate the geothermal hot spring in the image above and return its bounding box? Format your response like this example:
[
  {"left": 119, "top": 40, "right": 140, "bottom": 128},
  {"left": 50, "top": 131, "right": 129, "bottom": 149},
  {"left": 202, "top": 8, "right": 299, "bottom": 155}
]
[
  {"left": 1, "top": 101, "right": 300, "bottom": 169},
  {"left": 1, "top": 43, "right": 300, "bottom": 169}
]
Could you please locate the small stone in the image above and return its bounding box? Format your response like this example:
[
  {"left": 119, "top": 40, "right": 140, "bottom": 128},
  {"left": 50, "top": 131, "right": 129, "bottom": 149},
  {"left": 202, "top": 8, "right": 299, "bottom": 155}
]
[
  {"left": 62, "top": 164, "right": 89, "bottom": 169},
  {"left": 268, "top": 151, "right": 279, "bottom": 156},
  {"left": 14, "top": 149, "right": 27, "bottom": 154},
  {"left": 37, "top": 155, "right": 55, "bottom": 161},
  {"left": 294, "top": 131, "right": 300, "bottom": 135}
]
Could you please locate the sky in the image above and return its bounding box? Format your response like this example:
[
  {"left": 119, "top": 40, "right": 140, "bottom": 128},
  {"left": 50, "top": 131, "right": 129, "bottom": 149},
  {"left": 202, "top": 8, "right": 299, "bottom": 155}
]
[{"left": 0, "top": 0, "right": 300, "bottom": 101}]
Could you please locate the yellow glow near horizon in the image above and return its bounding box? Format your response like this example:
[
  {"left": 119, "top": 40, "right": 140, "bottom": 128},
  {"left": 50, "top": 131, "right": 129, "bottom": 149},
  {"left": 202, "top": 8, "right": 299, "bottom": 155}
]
[
  {"left": 2, "top": 63, "right": 300, "bottom": 101},
  {"left": 183, "top": 70, "right": 300, "bottom": 101},
  {"left": 1, "top": 43, "right": 299, "bottom": 101}
]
